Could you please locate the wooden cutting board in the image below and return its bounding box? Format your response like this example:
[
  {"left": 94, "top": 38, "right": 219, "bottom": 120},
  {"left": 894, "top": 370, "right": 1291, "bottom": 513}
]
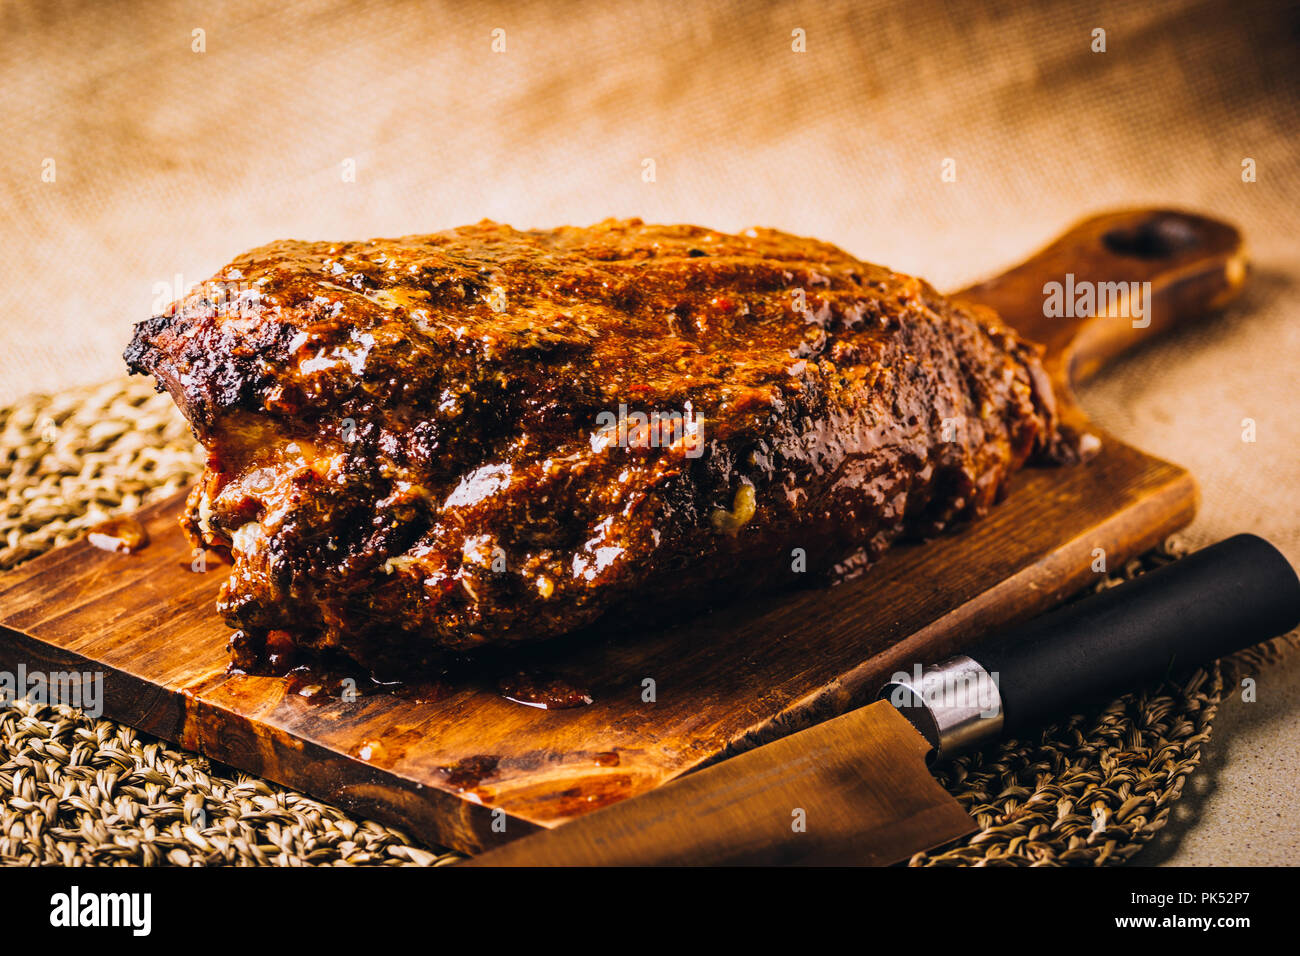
[{"left": 0, "top": 209, "right": 1245, "bottom": 855}]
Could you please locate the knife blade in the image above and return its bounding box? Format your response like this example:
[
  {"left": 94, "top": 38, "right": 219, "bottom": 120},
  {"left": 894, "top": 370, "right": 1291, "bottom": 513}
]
[
  {"left": 465, "top": 699, "right": 970, "bottom": 866},
  {"left": 466, "top": 534, "right": 1300, "bottom": 866}
]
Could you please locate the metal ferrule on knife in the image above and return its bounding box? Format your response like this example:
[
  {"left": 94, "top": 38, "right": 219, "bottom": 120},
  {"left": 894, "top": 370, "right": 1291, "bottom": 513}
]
[{"left": 881, "top": 655, "right": 1005, "bottom": 762}]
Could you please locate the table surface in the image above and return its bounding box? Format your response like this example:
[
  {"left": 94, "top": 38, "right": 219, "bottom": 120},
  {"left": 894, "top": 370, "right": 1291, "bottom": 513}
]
[{"left": 1, "top": 0, "right": 1296, "bottom": 864}]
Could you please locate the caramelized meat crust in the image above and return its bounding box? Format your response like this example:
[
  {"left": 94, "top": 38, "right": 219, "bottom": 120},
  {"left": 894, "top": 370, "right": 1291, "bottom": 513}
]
[{"left": 125, "top": 219, "right": 1062, "bottom": 672}]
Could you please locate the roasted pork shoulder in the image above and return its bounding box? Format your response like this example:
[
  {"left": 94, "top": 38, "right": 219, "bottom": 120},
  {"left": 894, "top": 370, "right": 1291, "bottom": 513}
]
[{"left": 126, "top": 219, "right": 1064, "bottom": 672}]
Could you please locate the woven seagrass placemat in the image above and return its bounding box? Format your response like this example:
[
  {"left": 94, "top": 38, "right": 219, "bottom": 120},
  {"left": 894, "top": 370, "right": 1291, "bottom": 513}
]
[{"left": 0, "top": 378, "right": 1289, "bottom": 866}]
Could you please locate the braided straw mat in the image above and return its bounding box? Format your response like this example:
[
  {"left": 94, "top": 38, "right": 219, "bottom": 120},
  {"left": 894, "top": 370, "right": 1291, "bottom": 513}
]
[{"left": 0, "top": 378, "right": 1287, "bottom": 867}]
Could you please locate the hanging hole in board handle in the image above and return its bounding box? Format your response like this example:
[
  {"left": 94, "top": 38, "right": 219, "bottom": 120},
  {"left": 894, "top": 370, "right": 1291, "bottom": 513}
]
[{"left": 1102, "top": 213, "right": 1203, "bottom": 260}]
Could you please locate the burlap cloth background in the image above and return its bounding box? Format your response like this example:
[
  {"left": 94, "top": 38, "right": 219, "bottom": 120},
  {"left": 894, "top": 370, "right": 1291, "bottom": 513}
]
[{"left": 1, "top": 0, "right": 1297, "bottom": 864}]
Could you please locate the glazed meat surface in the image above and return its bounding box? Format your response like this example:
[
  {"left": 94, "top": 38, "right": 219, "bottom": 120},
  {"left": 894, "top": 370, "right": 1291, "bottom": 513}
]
[{"left": 125, "top": 219, "right": 1063, "bottom": 673}]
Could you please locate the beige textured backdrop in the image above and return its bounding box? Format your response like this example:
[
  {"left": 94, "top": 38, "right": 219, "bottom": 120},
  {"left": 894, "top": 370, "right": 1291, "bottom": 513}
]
[{"left": 2, "top": 0, "right": 1298, "bottom": 863}]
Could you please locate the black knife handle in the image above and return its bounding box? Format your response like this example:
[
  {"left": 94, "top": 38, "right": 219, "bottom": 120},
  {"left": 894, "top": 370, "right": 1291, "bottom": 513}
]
[
  {"left": 975, "top": 534, "right": 1300, "bottom": 732},
  {"left": 880, "top": 535, "right": 1300, "bottom": 760}
]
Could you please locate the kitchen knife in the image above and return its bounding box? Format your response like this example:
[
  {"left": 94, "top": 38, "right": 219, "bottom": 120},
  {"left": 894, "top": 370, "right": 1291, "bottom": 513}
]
[{"left": 465, "top": 534, "right": 1300, "bottom": 866}]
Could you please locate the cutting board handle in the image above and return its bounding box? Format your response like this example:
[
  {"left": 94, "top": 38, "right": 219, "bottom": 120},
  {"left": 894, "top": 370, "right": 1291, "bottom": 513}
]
[{"left": 954, "top": 208, "right": 1247, "bottom": 450}]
